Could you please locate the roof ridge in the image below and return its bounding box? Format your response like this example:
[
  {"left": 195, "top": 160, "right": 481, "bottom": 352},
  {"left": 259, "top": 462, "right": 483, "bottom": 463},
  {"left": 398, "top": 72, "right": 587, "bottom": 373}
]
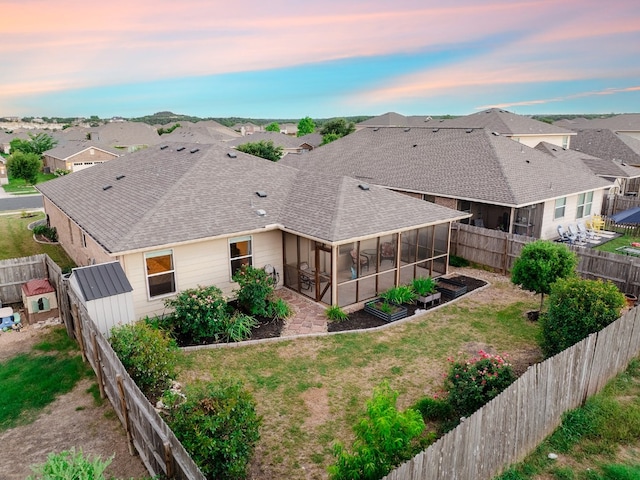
[{"left": 483, "top": 130, "right": 520, "bottom": 204}]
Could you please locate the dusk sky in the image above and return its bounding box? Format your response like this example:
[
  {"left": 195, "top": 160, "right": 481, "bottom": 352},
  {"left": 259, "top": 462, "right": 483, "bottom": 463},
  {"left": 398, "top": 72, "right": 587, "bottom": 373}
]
[{"left": 3, "top": 0, "right": 639, "bottom": 119}]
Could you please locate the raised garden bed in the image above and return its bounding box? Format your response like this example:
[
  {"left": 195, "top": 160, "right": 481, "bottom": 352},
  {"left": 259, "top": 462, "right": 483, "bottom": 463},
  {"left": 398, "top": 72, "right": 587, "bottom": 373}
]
[
  {"left": 364, "top": 299, "right": 408, "bottom": 323},
  {"left": 436, "top": 277, "right": 468, "bottom": 299}
]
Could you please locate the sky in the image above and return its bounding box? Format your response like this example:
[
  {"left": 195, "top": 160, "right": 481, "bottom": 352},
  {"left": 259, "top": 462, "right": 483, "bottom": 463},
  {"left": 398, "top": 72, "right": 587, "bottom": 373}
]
[{"left": 2, "top": 0, "right": 640, "bottom": 119}]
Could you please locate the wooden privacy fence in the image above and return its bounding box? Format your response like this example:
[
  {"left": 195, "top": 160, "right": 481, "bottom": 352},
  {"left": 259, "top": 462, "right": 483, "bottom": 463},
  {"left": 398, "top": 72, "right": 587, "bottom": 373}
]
[
  {"left": 64, "top": 286, "right": 206, "bottom": 480},
  {"left": 383, "top": 307, "right": 640, "bottom": 480},
  {"left": 451, "top": 223, "right": 640, "bottom": 297},
  {"left": 0, "top": 254, "right": 48, "bottom": 304}
]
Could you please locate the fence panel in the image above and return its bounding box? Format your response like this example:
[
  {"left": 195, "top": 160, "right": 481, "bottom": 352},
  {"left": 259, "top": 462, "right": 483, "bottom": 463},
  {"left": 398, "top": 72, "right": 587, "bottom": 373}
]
[{"left": 0, "top": 254, "right": 47, "bottom": 303}]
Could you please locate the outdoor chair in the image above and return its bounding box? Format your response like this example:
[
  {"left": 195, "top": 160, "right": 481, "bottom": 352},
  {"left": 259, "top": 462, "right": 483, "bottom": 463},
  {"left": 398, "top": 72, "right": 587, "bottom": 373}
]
[
  {"left": 568, "top": 224, "right": 587, "bottom": 244},
  {"left": 380, "top": 242, "right": 396, "bottom": 265},
  {"left": 577, "top": 221, "right": 598, "bottom": 240},
  {"left": 557, "top": 225, "right": 576, "bottom": 244},
  {"left": 299, "top": 262, "right": 314, "bottom": 290},
  {"left": 350, "top": 249, "right": 369, "bottom": 272}
]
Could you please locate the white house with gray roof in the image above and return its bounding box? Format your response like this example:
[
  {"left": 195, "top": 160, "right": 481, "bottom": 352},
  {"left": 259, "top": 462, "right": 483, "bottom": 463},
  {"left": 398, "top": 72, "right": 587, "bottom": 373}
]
[
  {"left": 43, "top": 141, "right": 121, "bottom": 173},
  {"left": 280, "top": 127, "right": 611, "bottom": 240},
  {"left": 37, "top": 142, "right": 468, "bottom": 317}
]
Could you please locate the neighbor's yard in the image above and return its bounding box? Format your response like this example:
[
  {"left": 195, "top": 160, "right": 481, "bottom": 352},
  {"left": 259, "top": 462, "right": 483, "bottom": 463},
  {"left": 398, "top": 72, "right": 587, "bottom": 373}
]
[
  {"left": 178, "top": 270, "right": 541, "bottom": 480},
  {"left": 1, "top": 172, "right": 57, "bottom": 195},
  {"left": 0, "top": 212, "right": 75, "bottom": 271}
]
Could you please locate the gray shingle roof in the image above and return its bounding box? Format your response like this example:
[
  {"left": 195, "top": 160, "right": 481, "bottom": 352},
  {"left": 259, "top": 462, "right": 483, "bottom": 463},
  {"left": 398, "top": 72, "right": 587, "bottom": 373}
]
[
  {"left": 226, "top": 132, "right": 304, "bottom": 149},
  {"left": 279, "top": 127, "right": 611, "bottom": 207},
  {"left": 358, "top": 112, "right": 410, "bottom": 127},
  {"left": 44, "top": 141, "right": 120, "bottom": 160},
  {"left": 91, "top": 121, "right": 161, "bottom": 147},
  {"left": 71, "top": 262, "right": 132, "bottom": 301},
  {"left": 570, "top": 129, "right": 640, "bottom": 166},
  {"left": 37, "top": 142, "right": 465, "bottom": 253},
  {"left": 560, "top": 114, "right": 640, "bottom": 132}
]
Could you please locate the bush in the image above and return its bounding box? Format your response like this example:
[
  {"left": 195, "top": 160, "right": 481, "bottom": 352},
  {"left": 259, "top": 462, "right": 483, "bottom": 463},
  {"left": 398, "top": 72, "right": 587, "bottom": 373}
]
[
  {"left": 411, "top": 276, "right": 437, "bottom": 296},
  {"left": 164, "top": 285, "right": 231, "bottom": 343},
  {"left": 267, "top": 297, "right": 292, "bottom": 321},
  {"left": 445, "top": 350, "right": 516, "bottom": 417},
  {"left": 109, "top": 321, "right": 179, "bottom": 400},
  {"left": 379, "top": 285, "right": 416, "bottom": 305},
  {"left": 449, "top": 255, "right": 470, "bottom": 267},
  {"left": 27, "top": 448, "right": 112, "bottom": 479},
  {"left": 33, "top": 224, "right": 58, "bottom": 242},
  {"left": 219, "top": 312, "right": 258, "bottom": 342},
  {"left": 164, "top": 379, "right": 261, "bottom": 480},
  {"left": 412, "top": 397, "right": 454, "bottom": 422},
  {"left": 233, "top": 264, "right": 276, "bottom": 317},
  {"left": 541, "top": 277, "right": 625, "bottom": 357},
  {"left": 328, "top": 381, "right": 425, "bottom": 480},
  {"left": 325, "top": 305, "right": 349, "bottom": 322}
]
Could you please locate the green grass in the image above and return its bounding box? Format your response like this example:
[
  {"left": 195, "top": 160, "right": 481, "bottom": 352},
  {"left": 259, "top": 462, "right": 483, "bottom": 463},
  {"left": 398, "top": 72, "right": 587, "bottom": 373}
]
[
  {"left": 494, "top": 358, "right": 640, "bottom": 480},
  {"left": 0, "top": 212, "right": 75, "bottom": 271},
  {"left": 2, "top": 172, "right": 56, "bottom": 194},
  {"left": 594, "top": 233, "right": 640, "bottom": 254},
  {"left": 180, "top": 279, "right": 541, "bottom": 479},
  {"left": 0, "top": 326, "right": 92, "bottom": 431}
]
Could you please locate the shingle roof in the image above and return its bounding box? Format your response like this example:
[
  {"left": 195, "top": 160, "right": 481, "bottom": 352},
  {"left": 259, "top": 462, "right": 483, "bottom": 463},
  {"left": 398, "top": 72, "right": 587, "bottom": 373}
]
[
  {"left": 560, "top": 114, "right": 640, "bottom": 132},
  {"left": 71, "top": 262, "right": 133, "bottom": 301},
  {"left": 570, "top": 129, "right": 640, "bottom": 166},
  {"left": 44, "top": 141, "right": 120, "bottom": 160},
  {"left": 226, "top": 131, "right": 304, "bottom": 149},
  {"left": 357, "top": 112, "right": 410, "bottom": 127},
  {"left": 438, "top": 108, "right": 574, "bottom": 136},
  {"left": 279, "top": 127, "right": 610, "bottom": 207},
  {"left": 92, "top": 122, "right": 161, "bottom": 147},
  {"left": 37, "top": 142, "right": 466, "bottom": 253}
]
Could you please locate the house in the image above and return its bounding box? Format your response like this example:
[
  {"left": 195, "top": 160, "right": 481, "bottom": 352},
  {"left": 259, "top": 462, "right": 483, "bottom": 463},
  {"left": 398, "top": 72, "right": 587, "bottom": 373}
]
[
  {"left": 297, "top": 133, "right": 323, "bottom": 151},
  {"left": 37, "top": 142, "right": 469, "bottom": 317},
  {"left": 42, "top": 141, "right": 121, "bottom": 173},
  {"left": 566, "top": 128, "right": 640, "bottom": 167},
  {"left": 0, "top": 159, "right": 7, "bottom": 185},
  {"left": 280, "top": 127, "right": 611, "bottom": 240},
  {"left": 159, "top": 121, "right": 240, "bottom": 144},
  {"left": 89, "top": 121, "right": 160, "bottom": 152},
  {"left": 556, "top": 114, "right": 640, "bottom": 141}
]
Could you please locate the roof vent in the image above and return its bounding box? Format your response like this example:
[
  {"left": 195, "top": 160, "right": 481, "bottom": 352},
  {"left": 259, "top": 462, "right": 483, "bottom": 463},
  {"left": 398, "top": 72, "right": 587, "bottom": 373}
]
[
  {"left": 413, "top": 144, "right": 418, "bottom": 148},
  {"left": 160, "top": 145, "right": 168, "bottom": 150},
  {"left": 102, "top": 185, "right": 112, "bottom": 191},
  {"left": 432, "top": 128, "right": 439, "bottom": 133},
  {"left": 525, "top": 160, "right": 530, "bottom": 163},
  {"left": 465, "top": 128, "right": 473, "bottom": 133},
  {"left": 190, "top": 148, "right": 199, "bottom": 154},
  {"left": 358, "top": 183, "right": 370, "bottom": 191},
  {"left": 404, "top": 128, "right": 411, "bottom": 132},
  {"left": 373, "top": 127, "right": 379, "bottom": 131},
  {"left": 256, "top": 209, "right": 267, "bottom": 217},
  {"left": 176, "top": 147, "right": 185, "bottom": 151},
  {"left": 491, "top": 131, "right": 500, "bottom": 136},
  {"left": 227, "top": 152, "right": 237, "bottom": 158},
  {"left": 116, "top": 174, "right": 125, "bottom": 180},
  {"left": 256, "top": 191, "right": 267, "bottom": 198}
]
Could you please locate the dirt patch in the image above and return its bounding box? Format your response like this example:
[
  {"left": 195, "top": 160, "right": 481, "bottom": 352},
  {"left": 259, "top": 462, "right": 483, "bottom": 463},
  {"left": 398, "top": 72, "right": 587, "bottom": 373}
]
[
  {"left": 301, "top": 387, "right": 330, "bottom": 430},
  {"left": 0, "top": 324, "right": 149, "bottom": 480}
]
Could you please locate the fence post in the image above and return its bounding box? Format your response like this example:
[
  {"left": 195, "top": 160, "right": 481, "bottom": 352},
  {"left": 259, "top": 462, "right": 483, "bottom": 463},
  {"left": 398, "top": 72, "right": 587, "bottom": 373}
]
[
  {"left": 116, "top": 374, "right": 135, "bottom": 456},
  {"left": 163, "top": 441, "right": 174, "bottom": 478},
  {"left": 91, "top": 332, "right": 106, "bottom": 399},
  {"left": 71, "top": 303, "right": 86, "bottom": 363}
]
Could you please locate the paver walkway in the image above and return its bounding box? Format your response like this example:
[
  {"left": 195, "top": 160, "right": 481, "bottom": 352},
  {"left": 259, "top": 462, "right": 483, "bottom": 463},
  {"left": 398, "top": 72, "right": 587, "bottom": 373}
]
[{"left": 275, "top": 288, "right": 328, "bottom": 336}]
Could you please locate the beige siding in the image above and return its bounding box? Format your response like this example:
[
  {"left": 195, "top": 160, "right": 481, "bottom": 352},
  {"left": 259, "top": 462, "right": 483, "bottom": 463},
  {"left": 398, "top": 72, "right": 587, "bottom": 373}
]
[
  {"left": 539, "top": 189, "right": 604, "bottom": 239},
  {"left": 511, "top": 134, "right": 571, "bottom": 149},
  {"left": 123, "top": 230, "right": 284, "bottom": 320}
]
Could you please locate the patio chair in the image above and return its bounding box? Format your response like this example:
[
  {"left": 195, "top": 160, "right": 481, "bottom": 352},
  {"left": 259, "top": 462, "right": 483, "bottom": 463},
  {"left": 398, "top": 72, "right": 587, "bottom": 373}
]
[
  {"left": 380, "top": 242, "right": 396, "bottom": 265},
  {"left": 299, "top": 262, "right": 314, "bottom": 290},
  {"left": 557, "top": 225, "right": 576, "bottom": 244},
  {"left": 568, "top": 224, "right": 587, "bottom": 244},
  {"left": 589, "top": 215, "right": 605, "bottom": 232},
  {"left": 577, "top": 221, "right": 598, "bottom": 240},
  {"left": 350, "top": 249, "right": 369, "bottom": 272}
]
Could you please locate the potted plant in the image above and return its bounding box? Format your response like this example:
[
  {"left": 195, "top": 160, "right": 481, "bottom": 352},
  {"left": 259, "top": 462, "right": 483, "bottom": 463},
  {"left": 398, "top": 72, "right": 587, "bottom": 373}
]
[
  {"left": 364, "top": 285, "right": 413, "bottom": 322},
  {"left": 412, "top": 276, "right": 441, "bottom": 307}
]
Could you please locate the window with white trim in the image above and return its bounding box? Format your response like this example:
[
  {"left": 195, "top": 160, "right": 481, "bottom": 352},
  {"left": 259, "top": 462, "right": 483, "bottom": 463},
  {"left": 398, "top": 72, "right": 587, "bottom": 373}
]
[
  {"left": 230, "top": 236, "right": 252, "bottom": 278},
  {"left": 554, "top": 197, "right": 566, "bottom": 220},
  {"left": 576, "top": 191, "right": 593, "bottom": 219},
  {"left": 145, "top": 250, "right": 176, "bottom": 298}
]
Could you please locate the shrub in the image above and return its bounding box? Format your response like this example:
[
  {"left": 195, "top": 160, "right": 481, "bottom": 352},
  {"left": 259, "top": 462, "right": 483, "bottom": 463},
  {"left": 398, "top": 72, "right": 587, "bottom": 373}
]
[
  {"left": 325, "top": 305, "right": 349, "bottom": 322},
  {"left": 164, "top": 379, "right": 261, "bottom": 480},
  {"left": 27, "top": 448, "right": 112, "bottom": 480},
  {"left": 109, "top": 321, "right": 179, "bottom": 400},
  {"left": 328, "top": 381, "right": 425, "bottom": 480},
  {"left": 445, "top": 350, "right": 516, "bottom": 417},
  {"left": 448, "top": 255, "right": 470, "bottom": 267},
  {"left": 233, "top": 264, "right": 276, "bottom": 317},
  {"left": 164, "top": 285, "right": 231, "bottom": 343},
  {"left": 411, "top": 276, "right": 437, "bottom": 296},
  {"left": 267, "top": 297, "right": 292, "bottom": 321},
  {"left": 32, "top": 224, "right": 58, "bottom": 242},
  {"left": 541, "top": 277, "right": 625, "bottom": 357},
  {"left": 219, "top": 312, "right": 258, "bottom": 342},
  {"left": 412, "top": 396, "right": 454, "bottom": 422},
  {"left": 379, "top": 285, "right": 416, "bottom": 305}
]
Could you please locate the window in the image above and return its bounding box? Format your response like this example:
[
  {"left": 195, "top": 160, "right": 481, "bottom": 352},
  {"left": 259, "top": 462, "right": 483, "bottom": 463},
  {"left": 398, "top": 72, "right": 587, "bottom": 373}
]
[
  {"left": 230, "top": 236, "right": 252, "bottom": 278},
  {"left": 82, "top": 233, "right": 87, "bottom": 248},
  {"left": 554, "top": 197, "right": 566, "bottom": 220},
  {"left": 562, "top": 136, "right": 569, "bottom": 149},
  {"left": 145, "top": 250, "right": 176, "bottom": 298},
  {"left": 576, "top": 191, "right": 593, "bottom": 219}
]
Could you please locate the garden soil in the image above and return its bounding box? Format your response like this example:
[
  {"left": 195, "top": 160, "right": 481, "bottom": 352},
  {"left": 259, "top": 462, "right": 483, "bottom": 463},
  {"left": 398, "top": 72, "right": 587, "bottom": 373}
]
[{"left": 0, "top": 324, "right": 149, "bottom": 480}]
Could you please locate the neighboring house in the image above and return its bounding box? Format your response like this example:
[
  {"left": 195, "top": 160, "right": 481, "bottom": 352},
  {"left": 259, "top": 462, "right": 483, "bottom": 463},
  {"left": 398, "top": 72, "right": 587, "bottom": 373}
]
[
  {"left": 279, "top": 123, "right": 298, "bottom": 135},
  {"left": 42, "top": 141, "right": 121, "bottom": 173},
  {"left": 280, "top": 127, "right": 611, "bottom": 240},
  {"left": 0, "top": 131, "right": 13, "bottom": 154},
  {"left": 37, "top": 142, "right": 468, "bottom": 318},
  {"left": 297, "top": 133, "right": 323, "bottom": 152},
  {"left": 0, "top": 159, "right": 7, "bottom": 185},
  {"left": 226, "top": 131, "right": 308, "bottom": 156},
  {"left": 233, "top": 122, "right": 263, "bottom": 135},
  {"left": 160, "top": 121, "right": 240, "bottom": 144},
  {"left": 90, "top": 121, "right": 160, "bottom": 152},
  {"left": 356, "top": 112, "right": 415, "bottom": 130},
  {"left": 567, "top": 128, "right": 640, "bottom": 167},
  {"left": 556, "top": 114, "right": 640, "bottom": 141}
]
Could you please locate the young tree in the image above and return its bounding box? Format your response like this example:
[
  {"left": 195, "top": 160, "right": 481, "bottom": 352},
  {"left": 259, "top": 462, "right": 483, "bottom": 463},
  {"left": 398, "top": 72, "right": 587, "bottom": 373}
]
[
  {"left": 265, "top": 122, "right": 280, "bottom": 132},
  {"left": 320, "top": 118, "right": 356, "bottom": 137},
  {"left": 511, "top": 240, "right": 577, "bottom": 312},
  {"left": 7, "top": 151, "right": 42, "bottom": 185},
  {"left": 541, "top": 277, "right": 625, "bottom": 357},
  {"left": 320, "top": 132, "right": 342, "bottom": 145},
  {"left": 10, "top": 132, "right": 57, "bottom": 155},
  {"left": 235, "top": 140, "right": 284, "bottom": 162},
  {"left": 296, "top": 116, "right": 316, "bottom": 136}
]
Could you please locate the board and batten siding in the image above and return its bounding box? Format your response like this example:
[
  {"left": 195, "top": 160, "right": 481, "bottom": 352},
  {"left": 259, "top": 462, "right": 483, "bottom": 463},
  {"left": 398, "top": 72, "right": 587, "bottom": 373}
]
[{"left": 123, "top": 229, "right": 283, "bottom": 320}]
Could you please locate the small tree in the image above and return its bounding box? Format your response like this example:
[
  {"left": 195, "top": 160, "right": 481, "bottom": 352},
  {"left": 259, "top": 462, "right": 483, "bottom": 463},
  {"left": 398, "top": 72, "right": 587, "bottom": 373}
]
[
  {"left": 10, "top": 132, "right": 57, "bottom": 155},
  {"left": 511, "top": 240, "right": 577, "bottom": 311},
  {"left": 235, "top": 140, "right": 284, "bottom": 162},
  {"left": 297, "top": 116, "right": 316, "bottom": 136},
  {"left": 541, "top": 277, "right": 625, "bottom": 357},
  {"left": 7, "top": 151, "right": 42, "bottom": 185},
  {"left": 321, "top": 132, "right": 342, "bottom": 145},
  {"left": 329, "top": 381, "right": 425, "bottom": 480},
  {"left": 320, "top": 118, "right": 355, "bottom": 137},
  {"left": 265, "top": 122, "right": 280, "bottom": 132}
]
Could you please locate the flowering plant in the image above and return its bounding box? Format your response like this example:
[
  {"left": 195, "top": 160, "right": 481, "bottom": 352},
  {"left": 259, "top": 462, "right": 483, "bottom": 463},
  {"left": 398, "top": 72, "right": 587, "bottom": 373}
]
[
  {"left": 444, "top": 350, "right": 516, "bottom": 417},
  {"left": 232, "top": 265, "right": 276, "bottom": 317}
]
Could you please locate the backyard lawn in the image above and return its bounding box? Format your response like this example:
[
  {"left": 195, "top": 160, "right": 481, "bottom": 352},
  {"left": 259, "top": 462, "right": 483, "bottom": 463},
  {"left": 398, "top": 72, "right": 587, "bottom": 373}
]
[
  {"left": 595, "top": 231, "right": 640, "bottom": 254},
  {"left": 179, "top": 271, "right": 541, "bottom": 480},
  {"left": 0, "top": 212, "right": 75, "bottom": 271},
  {"left": 2, "top": 172, "right": 57, "bottom": 194}
]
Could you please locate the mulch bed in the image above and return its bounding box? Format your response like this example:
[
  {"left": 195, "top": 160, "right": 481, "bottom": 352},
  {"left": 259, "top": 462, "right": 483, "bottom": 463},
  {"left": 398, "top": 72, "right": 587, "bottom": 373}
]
[{"left": 328, "top": 275, "right": 487, "bottom": 333}]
